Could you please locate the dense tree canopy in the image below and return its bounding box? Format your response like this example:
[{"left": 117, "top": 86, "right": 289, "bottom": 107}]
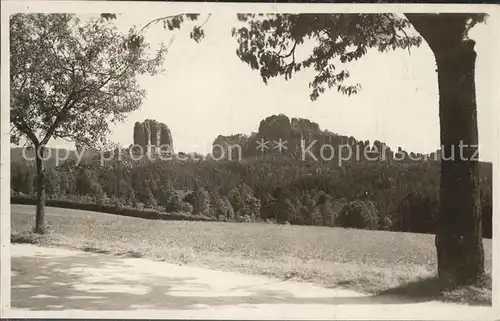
[
  {"left": 10, "top": 13, "right": 166, "bottom": 149},
  {"left": 233, "top": 13, "right": 422, "bottom": 99},
  {"left": 10, "top": 144, "right": 493, "bottom": 238},
  {"left": 230, "top": 13, "right": 486, "bottom": 100},
  {"left": 10, "top": 13, "right": 167, "bottom": 233}
]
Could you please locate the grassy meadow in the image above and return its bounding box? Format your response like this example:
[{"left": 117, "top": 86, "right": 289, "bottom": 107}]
[{"left": 11, "top": 205, "right": 492, "bottom": 305}]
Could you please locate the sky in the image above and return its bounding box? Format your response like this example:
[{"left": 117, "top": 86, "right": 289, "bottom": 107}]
[{"left": 45, "top": 12, "right": 498, "bottom": 161}]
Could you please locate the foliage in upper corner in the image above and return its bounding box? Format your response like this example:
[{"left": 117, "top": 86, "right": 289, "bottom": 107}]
[
  {"left": 10, "top": 13, "right": 167, "bottom": 150},
  {"left": 231, "top": 13, "right": 423, "bottom": 101}
]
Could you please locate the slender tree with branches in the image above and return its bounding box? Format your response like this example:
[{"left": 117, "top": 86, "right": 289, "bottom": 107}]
[{"left": 10, "top": 13, "right": 167, "bottom": 233}]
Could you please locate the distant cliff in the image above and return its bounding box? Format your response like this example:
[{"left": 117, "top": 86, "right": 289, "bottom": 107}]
[
  {"left": 133, "top": 119, "right": 173, "bottom": 154},
  {"left": 212, "top": 114, "right": 422, "bottom": 161}
]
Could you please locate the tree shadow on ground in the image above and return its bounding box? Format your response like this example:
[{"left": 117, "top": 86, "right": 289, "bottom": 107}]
[
  {"left": 378, "top": 276, "right": 492, "bottom": 306},
  {"left": 11, "top": 253, "right": 489, "bottom": 311}
]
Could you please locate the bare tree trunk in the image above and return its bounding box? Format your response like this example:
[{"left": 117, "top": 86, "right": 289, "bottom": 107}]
[
  {"left": 34, "top": 144, "right": 46, "bottom": 234},
  {"left": 406, "top": 13, "right": 484, "bottom": 285},
  {"left": 434, "top": 38, "right": 484, "bottom": 284}
]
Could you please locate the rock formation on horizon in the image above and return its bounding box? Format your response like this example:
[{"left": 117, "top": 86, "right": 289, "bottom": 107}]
[
  {"left": 133, "top": 119, "right": 173, "bottom": 154},
  {"left": 211, "top": 114, "right": 411, "bottom": 161}
]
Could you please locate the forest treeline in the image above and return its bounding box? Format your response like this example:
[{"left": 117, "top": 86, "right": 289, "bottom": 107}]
[{"left": 11, "top": 151, "right": 493, "bottom": 238}]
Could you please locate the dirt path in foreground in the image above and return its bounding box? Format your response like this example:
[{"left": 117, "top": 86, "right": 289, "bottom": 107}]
[{"left": 7, "top": 244, "right": 495, "bottom": 320}]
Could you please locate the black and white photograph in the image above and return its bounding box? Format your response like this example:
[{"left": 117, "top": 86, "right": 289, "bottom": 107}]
[{"left": 1, "top": 1, "right": 499, "bottom": 319}]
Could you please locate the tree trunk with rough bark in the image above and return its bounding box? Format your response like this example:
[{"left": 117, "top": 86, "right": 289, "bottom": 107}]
[
  {"left": 34, "top": 144, "right": 47, "bottom": 234},
  {"left": 406, "top": 13, "right": 484, "bottom": 285}
]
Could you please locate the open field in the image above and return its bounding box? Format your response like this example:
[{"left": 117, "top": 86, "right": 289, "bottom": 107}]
[{"left": 11, "top": 205, "right": 493, "bottom": 305}]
